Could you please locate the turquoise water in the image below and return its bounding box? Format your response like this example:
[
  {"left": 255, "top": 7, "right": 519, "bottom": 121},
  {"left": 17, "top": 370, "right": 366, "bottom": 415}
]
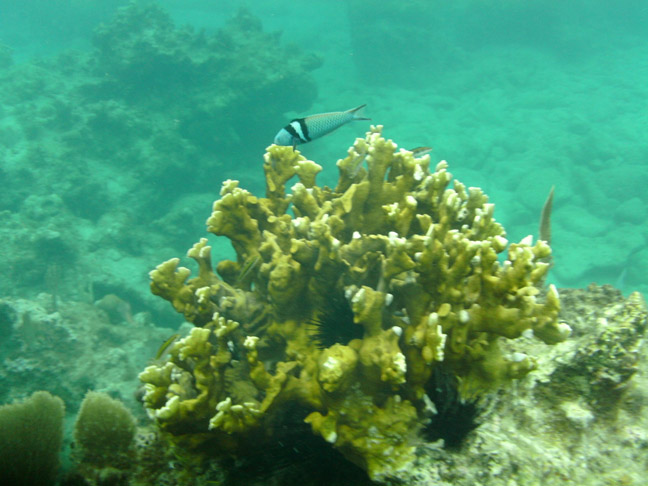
[
  {"left": 2, "top": 0, "right": 645, "bottom": 305},
  {"left": 0, "top": 0, "right": 647, "bottom": 483}
]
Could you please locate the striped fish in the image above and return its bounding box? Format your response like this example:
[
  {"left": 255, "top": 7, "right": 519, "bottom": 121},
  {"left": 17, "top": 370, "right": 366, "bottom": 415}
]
[
  {"left": 410, "top": 146, "right": 433, "bottom": 157},
  {"left": 274, "top": 104, "right": 370, "bottom": 147}
]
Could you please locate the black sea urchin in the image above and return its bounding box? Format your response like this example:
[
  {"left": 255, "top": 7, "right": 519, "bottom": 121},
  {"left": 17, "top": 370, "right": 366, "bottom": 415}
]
[
  {"left": 423, "top": 367, "right": 482, "bottom": 448},
  {"left": 309, "top": 292, "right": 363, "bottom": 349}
]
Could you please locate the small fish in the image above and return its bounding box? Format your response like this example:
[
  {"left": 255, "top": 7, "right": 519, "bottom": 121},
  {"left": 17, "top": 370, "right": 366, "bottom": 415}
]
[
  {"left": 410, "top": 146, "right": 433, "bottom": 157},
  {"left": 537, "top": 185, "right": 555, "bottom": 286},
  {"left": 235, "top": 255, "right": 260, "bottom": 286},
  {"left": 538, "top": 185, "right": 555, "bottom": 245},
  {"left": 155, "top": 333, "right": 180, "bottom": 360},
  {"left": 274, "top": 104, "right": 370, "bottom": 147},
  {"left": 615, "top": 267, "right": 628, "bottom": 291}
]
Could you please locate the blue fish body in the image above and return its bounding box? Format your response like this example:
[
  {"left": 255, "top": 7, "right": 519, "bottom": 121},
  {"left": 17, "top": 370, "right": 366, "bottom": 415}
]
[{"left": 274, "top": 104, "right": 370, "bottom": 147}]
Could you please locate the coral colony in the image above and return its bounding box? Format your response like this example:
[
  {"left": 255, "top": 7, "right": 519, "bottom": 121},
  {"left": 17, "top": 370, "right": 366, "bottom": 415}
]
[{"left": 140, "top": 127, "right": 569, "bottom": 480}]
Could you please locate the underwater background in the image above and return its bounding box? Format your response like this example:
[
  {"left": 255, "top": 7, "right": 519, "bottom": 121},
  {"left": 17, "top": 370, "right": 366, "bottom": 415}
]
[{"left": 0, "top": 1, "right": 647, "bottom": 485}]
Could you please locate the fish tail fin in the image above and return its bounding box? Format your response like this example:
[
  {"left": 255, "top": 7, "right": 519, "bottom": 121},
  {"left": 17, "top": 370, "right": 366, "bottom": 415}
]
[{"left": 347, "top": 104, "right": 371, "bottom": 121}]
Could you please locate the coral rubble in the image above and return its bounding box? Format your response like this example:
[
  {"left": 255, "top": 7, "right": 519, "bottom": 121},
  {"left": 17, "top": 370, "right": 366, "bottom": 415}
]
[
  {"left": 140, "top": 126, "right": 569, "bottom": 481},
  {"left": 0, "top": 293, "right": 169, "bottom": 416}
]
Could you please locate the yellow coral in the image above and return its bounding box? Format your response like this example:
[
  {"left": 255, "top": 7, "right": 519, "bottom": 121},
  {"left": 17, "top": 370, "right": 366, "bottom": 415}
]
[{"left": 140, "top": 126, "right": 566, "bottom": 479}]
